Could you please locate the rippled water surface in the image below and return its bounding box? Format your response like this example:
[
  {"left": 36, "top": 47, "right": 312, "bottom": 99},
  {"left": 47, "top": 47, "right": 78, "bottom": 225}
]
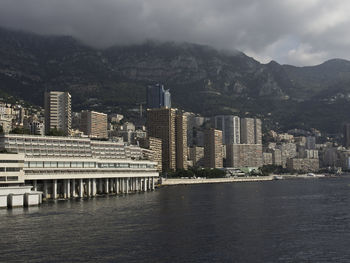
[{"left": 2, "top": 177, "right": 350, "bottom": 262}]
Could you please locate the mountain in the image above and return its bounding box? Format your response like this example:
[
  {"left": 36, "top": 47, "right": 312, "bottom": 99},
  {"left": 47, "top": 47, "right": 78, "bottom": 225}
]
[{"left": 1, "top": 27, "right": 350, "bottom": 134}]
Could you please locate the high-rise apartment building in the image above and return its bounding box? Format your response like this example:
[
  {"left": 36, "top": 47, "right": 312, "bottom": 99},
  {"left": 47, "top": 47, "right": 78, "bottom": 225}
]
[
  {"left": 146, "top": 108, "right": 187, "bottom": 172},
  {"left": 224, "top": 117, "right": 263, "bottom": 168},
  {"left": 146, "top": 84, "right": 171, "bottom": 109},
  {"left": 344, "top": 123, "right": 350, "bottom": 148},
  {"left": 176, "top": 114, "right": 188, "bottom": 170},
  {"left": 80, "top": 110, "right": 108, "bottom": 139},
  {"left": 254, "top": 118, "right": 262, "bottom": 144},
  {"left": 44, "top": 91, "right": 71, "bottom": 136},
  {"left": 240, "top": 117, "right": 262, "bottom": 144},
  {"left": 204, "top": 128, "right": 223, "bottom": 168},
  {"left": 214, "top": 115, "right": 240, "bottom": 145},
  {"left": 188, "top": 146, "right": 204, "bottom": 167},
  {"left": 240, "top": 118, "right": 255, "bottom": 144}
]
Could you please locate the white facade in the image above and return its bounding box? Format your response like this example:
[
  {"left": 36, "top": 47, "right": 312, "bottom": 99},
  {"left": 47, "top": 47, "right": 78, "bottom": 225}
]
[{"left": 0, "top": 134, "right": 158, "bottom": 203}]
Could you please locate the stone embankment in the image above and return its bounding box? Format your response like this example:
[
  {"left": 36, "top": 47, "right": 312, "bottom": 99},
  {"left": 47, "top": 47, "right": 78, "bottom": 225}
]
[{"left": 161, "top": 176, "right": 274, "bottom": 186}]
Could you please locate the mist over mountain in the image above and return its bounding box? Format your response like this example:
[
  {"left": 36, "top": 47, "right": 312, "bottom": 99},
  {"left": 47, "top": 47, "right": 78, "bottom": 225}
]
[{"left": 1, "top": 27, "right": 350, "bottom": 134}]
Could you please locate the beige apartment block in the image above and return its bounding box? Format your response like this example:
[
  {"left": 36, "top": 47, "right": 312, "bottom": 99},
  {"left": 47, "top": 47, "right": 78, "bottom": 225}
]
[
  {"left": 204, "top": 128, "right": 223, "bottom": 168},
  {"left": 147, "top": 108, "right": 176, "bottom": 172},
  {"left": 240, "top": 118, "right": 255, "bottom": 144},
  {"left": 286, "top": 158, "right": 319, "bottom": 172},
  {"left": 175, "top": 114, "right": 188, "bottom": 170},
  {"left": 80, "top": 110, "right": 108, "bottom": 138},
  {"left": 226, "top": 144, "right": 263, "bottom": 168},
  {"left": 44, "top": 91, "right": 71, "bottom": 136}
]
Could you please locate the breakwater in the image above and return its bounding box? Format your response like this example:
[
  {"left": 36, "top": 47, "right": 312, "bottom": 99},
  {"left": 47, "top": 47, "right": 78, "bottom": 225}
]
[{"left": 161, "top": 175, "right": 274, "bottom": 186}]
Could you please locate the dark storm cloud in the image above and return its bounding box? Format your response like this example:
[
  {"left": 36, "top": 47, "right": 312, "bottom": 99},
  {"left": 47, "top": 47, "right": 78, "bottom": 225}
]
[{"left": 1, "top": 0, "right": 350, "bottom": 66}]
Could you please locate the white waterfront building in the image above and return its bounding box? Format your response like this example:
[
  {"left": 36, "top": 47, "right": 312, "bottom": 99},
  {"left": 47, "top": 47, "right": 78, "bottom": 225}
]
[{"left": 0, "top": 134, "right": 159, "bottom": 207}]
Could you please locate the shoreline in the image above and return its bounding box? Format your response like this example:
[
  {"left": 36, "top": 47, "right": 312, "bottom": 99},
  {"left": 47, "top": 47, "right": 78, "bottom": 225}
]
[{"left": 159, "top": 173, "right": 340, "bottom": 186}]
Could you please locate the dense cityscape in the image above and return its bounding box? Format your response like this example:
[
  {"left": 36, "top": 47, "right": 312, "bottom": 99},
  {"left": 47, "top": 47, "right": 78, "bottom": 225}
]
[{"left": 1, "top": 83, "right": 350, "bottom": 208}]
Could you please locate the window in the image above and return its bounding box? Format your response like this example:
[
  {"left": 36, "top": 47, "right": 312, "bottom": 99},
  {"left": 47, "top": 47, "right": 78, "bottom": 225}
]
[
  {"left": 0, "top": 160, "right": 23, "bottom": 163},
  {"left": 6, "top": 167, "right": 21, "bottom": 172},
  {"left": 119, "top": 163, "right": 129, "bottom": 168},
  {"left": 7, "top": 176, "right": 18, "bottom": 181}
]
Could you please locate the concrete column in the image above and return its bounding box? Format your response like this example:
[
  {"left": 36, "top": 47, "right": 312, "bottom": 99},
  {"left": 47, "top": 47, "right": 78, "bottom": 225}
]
[
  {"left": 109, "top": 179, "right": 115, "bottom": 193},
  {"left": 72, "top": 179, "right": 76, "bottom": 197},
  {"left": 148, "top": 177, "right": 151, "bottom": 190},
  {"left": 144, "top": 178, "right": 147, "bottom": 192},
  {"left": 105, "top": 178, "right": 109, "bottom": 194},
  {"left": 63, "top": 180, "right": 68, "bottom": 199},
  {"left": 79, "top": 179, "right": 84, "bottom": 198},
  {"left": 53, "top": 179, "right": 58, "bottom": 199},
  {"left": 98, "top": 179, "right": 103, "bottom": 193},
  {"left": 33, "top": 180, "right": 37, "bottom": 191},
  {"left": 126, "top": 178, "right": 129, "bottom": 194},
  {"left": 67, "top": 180, "right": 71, "bottom": 199},
  {"left": 115, "top": 179, "right": 119, "bottom": 194},
  {"left": 87, "top": 179, "right": 91, "bottom": 197},
  {"left": 138, "top": 178, "right": 141, "bottom": 191},
  {"left": 152, "top": 177, "right": 155, "bottom": 190},
  {"left": 92, "top": 179, "right": 97, "bottom": 196},
  {"left": 43, "top": 180, "right": 48, "bottom": 198}
]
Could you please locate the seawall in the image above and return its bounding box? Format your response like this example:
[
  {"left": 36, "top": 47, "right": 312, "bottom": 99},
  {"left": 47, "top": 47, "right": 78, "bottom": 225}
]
[{"left": 161, "top": 176, "right": 274, "bottom": 186}]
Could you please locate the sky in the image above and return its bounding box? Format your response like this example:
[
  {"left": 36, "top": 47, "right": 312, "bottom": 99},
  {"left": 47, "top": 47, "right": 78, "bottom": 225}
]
[{"left": 1, "top": 0, "right": 350, "bottom": 66}]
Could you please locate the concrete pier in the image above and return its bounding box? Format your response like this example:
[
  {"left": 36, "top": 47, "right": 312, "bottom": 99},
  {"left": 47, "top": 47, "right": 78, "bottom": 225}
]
[
  {"left": 24, "top": 193, "right": 41, "bottom": 206},
  {"left": 5, "top": 175, "right": 158, "bottom": 204},
  {"left": 8, "top": 194, "right": 24, "bottom": 208}
]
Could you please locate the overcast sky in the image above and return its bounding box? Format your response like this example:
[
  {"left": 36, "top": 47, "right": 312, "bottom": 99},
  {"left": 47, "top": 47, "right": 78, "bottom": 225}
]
[{"left": 1, "top": 0, "right": 350, "bottom": 66}]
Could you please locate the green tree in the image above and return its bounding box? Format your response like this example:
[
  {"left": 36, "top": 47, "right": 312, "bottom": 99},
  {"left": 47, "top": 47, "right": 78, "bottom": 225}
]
[
  {"left": 47, "top": 128, "right": 65, "bottom": 136},
  {"left": 10, "top": 127, "right": 30, "bottom": 135}
]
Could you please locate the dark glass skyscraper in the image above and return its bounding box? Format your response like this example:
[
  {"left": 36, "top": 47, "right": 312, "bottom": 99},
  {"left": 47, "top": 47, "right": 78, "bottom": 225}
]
[{"left": 146, "top": 84, "right": 171, "bottom": 109}]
